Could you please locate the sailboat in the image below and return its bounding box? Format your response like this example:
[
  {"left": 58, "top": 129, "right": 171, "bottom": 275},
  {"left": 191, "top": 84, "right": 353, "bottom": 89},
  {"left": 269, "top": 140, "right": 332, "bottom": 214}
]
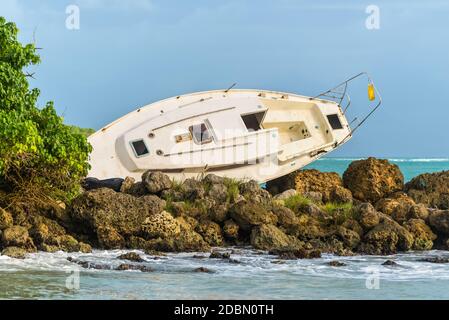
[{"left": 87, "top": 72, "right": 381, "bottom": 183}]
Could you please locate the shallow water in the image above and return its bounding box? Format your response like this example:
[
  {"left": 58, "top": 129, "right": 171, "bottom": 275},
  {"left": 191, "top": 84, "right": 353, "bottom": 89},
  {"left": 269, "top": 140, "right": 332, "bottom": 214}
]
[{"left": 1, "top": 248, "right": 449, "bottom": 300}]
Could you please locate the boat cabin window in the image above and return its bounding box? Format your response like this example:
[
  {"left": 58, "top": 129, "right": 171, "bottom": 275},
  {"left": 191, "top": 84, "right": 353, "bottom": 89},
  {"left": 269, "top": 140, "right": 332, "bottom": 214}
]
[
  {"left": 189, "top": 123, "right": 213, "bottom": 145},
  {"left": 241, "top": 111, "right": 266, "bottom": 132},
  {"left": 327, "top": 114, "right": 343, "bottom": 130},
  {"left": 131, "top": 139, "right": 150, "bottom": 157}
]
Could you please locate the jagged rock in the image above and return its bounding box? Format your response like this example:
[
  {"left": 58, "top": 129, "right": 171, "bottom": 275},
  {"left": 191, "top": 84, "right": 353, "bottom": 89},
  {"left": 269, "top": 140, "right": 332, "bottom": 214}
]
[
  {"left": 79, "top": 242, "right": 92, "bottom": 253},
  {"left": 404, "top": 219, "right": 436, "bottom": 250},
  {"left": 269, "top": 247, "right": 321, "bottom": 259},
  {"left": 2, "top": 247, "right": 28, "bottom": 259},
  {"left": 29, "top": 216, "right": 82, "bottom": 252},
  {"left": 120, "top": 176, "right": 135, "bottom": 193},
  {"left": 292, "top": 214, "right": 328, "bottom": 240},
  {"left": 304, "top": 238, "right": 351, "bottom": 256},
  {"left": 294, "top": 170, "right": 343, "bottom": 203},
  {"left": 250, "top": 224, "right": 297, "bottom": 251},
  {"left": 328, "top": 261, "right": 346, "bottom": 267},
  {"left": 97, "top": 225, "right": 125, "bottom": 249},
  {"left": 273, "top": 189, "right": 298, "bottom": 201},
  {"left": 355, "top": 203, "right": 380, "bottom": 230},
  {"left": 69, "top": 188, "right": 165, "bottom": 244},
  {"left": 194, "top": 267, "right": 214, "bottom": 273},
  {"left": 67, "top": 257, "right": 152, "bottom": 272},
  {"left": 382, "top": 260, "right": 398, "bottom": 266},
  {"left": 148, "top": 216, "right": 209, "bottom": 252},
  {"left": 1, "top": 246, "right": 28, "bottom": 259},
  {"left": 160, "top": 189, "right": 184, "bottom": 202},
  {"left": 202, "top": 174, "right": 225, "bottom": 185},
  {"left": 336, "top": 226, "right": 360, "bottom": 249},
  {"left": 359, "top": 225, "right": 398, "bottom": 255},
  {"left": 405, "top": 171, "right": 449, "bottom": 209},
  {"left": 207, "top": 184, "right": 228, "bottom": 203},
  {"left": 67, "top": 257, "right": 112, "bottom": 270},
  {"left": 301, "top": 203, "right": 326, "bottom": 219},
  {"left": 117, "top": 252, "right": 144, "bottom": 262},
  {"left": 182, "top": 216, "right": 199, "bottom": 230},
  {"left": 179, "top": 198, "right": 214, "bottom": 220},
  {"left": 303, "top": 192, "right": 323, "bottom": 203},
  {"left": 272, "top": 206, "right": 298, "bottom": 230},
  {"left": 239, "top": 180, "right": 272, "bottom": 205},
  {"left": 229, "top": 200, "right": 277, "bottom": 231},
  {"left": 266, "top": 172, "right": 297, "bottom": 195},
  {"left": 116, "top": 264, "right": 153, "bottom": 272},
  {"left": 141, "top": 211, "right": 181, "bottom": 239},
  {"left": 142, "top": 171, "right": 172, "bottom": 194},
  {"left": 329, "top": 186, "right": 353, "bottom": 204},
  {"left": 167, "top": 201, "right": 186, "bottom": 217},
  {"left": 195, "top": 220, "right": 224, "bottom": 246},
  {"left": 126, "top": 182, "right": 147, "bottom": 197},
  {"left": 419, "top": 256, "right": 449, "bottom": 263},
  {"left": 375, "top": 193, "right": 415, "bottom": 224},
  {"left": 126, "top": 236, "right": 152, "bottom": 251},
  {"left": 407, "top": 204, "right": 430, "bottom": 221},
  {"left": 209, "top": 250, "right": 231, "bottom": 259},
  {"left": 358, "top": 219, "right": 414, "bottom": 255},
  {"left": 341, "top": 219, "right": 364, "bottom": 237},
  {"left": 0, "top": 208, "right": 13, "bottom": 230},
  {"left": 1, "top": 226, "right": 36, "bottom": 252},
  {"left": 428, "top": 210, "right": 449, "bottom": 234},
  {"left": 343, "top": 157, "right": 404, "bottom": 203},
  {"left": 59, "top": 235, "right": 82, "bottom": 252},
  {"left": 223, "top": 219, "right": 239, "bottom": 241},
  {"left": 208, "top": 203, "right": 229, "bottom": 223},
  {"left": 181, "top": 178, "right": 205, "bottom": 200}
]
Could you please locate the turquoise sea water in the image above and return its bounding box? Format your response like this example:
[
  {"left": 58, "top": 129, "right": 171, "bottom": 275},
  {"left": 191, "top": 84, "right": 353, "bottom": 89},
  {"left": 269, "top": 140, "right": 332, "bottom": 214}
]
[
  {"left": 305, "top": 157, "right": 449, "bottom": 182},
  {"left": 1, "top": 158, "right": 449, "bottom": 300}
]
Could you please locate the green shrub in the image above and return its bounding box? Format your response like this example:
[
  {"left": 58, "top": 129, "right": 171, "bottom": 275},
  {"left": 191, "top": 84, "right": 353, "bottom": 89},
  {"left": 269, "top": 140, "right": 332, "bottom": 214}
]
[{"left": 0, "top": 17, "right": 92, "bottom": 205}]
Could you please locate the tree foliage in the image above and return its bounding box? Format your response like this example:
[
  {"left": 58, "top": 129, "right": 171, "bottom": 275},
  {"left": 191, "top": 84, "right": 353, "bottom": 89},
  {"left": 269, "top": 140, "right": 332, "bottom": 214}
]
[{"left": 0, "top": 17, "right": 92, "bottom": 204}]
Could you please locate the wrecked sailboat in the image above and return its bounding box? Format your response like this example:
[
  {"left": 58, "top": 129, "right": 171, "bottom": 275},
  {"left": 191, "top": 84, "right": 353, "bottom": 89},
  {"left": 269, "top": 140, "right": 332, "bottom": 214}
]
[{"left": 88, "top": 72, "right": 382, "bottom": 182}]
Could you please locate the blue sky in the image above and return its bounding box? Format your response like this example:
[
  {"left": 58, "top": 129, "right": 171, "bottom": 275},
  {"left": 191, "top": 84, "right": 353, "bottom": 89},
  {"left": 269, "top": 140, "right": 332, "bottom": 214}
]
[{"left": 2, "top": 0, "right": 449, "bottom": 157}]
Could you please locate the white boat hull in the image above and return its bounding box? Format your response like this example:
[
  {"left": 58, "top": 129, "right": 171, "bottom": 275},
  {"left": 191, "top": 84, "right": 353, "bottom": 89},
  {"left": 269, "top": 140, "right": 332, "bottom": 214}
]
[{"left": 88, "top": 89, "right": 352, "bottom": 183}]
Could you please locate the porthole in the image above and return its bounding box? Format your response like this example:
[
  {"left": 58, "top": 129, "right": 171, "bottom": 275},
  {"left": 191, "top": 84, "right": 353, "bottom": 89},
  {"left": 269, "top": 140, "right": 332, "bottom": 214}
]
[{"left": 130, "top": 139, "right": 149, "bottom": 157}]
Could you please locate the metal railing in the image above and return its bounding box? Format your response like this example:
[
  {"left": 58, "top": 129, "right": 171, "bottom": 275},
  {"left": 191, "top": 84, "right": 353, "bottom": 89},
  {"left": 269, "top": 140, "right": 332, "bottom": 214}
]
[{"left": 309, "top": 72, "right": 383, "bottom": 146}]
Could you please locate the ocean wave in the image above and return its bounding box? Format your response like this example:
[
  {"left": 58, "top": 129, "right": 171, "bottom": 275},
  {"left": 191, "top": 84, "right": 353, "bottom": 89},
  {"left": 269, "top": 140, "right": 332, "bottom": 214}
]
[
  {"left": 388, "top": 158, "right": 449, "bottom": 162},
  {"left": 3, "top": 249, "right": 449, "bottom": 299}
]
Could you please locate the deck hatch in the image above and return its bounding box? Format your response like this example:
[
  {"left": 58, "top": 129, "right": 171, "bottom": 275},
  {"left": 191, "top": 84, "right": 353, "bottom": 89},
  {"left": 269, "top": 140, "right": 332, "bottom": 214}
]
[
  {"left": 189, "top": 123, "right": 213, "bottom": 145},
  {"left": 327, "top": 114, "right": 343, "bottom": 130},
  {"left": 241, "top": 111, "right": 266, "bottom": 132},
  {"left": 130, "top": 139, "right": 150, "bottom": 157}
]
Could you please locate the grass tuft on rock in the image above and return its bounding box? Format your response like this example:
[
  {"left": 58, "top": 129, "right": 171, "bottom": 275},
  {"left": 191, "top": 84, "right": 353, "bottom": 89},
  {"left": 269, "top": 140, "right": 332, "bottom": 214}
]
[
  {"left": 321, "top": 202, "right": 354, "bottom": 225},
  {"left": 284, "top": 194, "right": 312, "bottom": 212},
  {"left": 223, "top": 178, "right": 240, "bottom": 203}
]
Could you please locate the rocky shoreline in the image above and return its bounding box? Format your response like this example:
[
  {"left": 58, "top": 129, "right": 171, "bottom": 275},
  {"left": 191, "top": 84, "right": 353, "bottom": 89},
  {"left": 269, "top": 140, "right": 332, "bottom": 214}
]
[{"left": 1, "top": 157, "right": 449, "bottom": 262}]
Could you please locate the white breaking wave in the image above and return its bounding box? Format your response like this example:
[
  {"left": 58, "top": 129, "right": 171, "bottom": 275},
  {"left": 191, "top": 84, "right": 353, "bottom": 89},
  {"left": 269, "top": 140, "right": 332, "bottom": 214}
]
[{"left": 388, "top": 158, "right": 449, "bottom": 162}]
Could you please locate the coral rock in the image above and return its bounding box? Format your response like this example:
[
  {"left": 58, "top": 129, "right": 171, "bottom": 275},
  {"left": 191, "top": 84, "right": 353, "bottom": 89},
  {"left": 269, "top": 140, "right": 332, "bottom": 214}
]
[{"left": 343, "top": 157, "right": 404, "bottom": 203}]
